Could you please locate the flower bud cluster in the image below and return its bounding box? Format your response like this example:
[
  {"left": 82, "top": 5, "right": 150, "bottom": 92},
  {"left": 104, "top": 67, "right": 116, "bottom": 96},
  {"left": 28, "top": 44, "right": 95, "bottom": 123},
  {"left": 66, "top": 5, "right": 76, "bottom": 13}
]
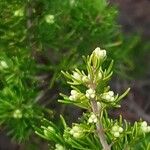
[
  {"left": 140, "top": 121, "right": 150, "bottom": 133},
  {"left": 55, "top": 144, "right": 65, "bottom": 150},
  {"left": 86, "top": 88, "right": 96, "bottom": 99},
  {"left": 13, "top": 109, "right": 22, "bottom": 119},
  {"left": 101, "top": 91, "right": 115, "bottom": 102},
  {"left": 70, "top": 125, "right": 84, "bottom": 138},
  {"left": 14, "top": 9, "right": 24, "bottom": 17},
  {"left": 0, "top": 60, "right": 8, "bottom": 69},
  {"left": 93, "top": 47, "right": 106, "bottom": 60},
  {"left": 45, "top": 14, "right": 55, "bottom": 24},
  {"left": 69, "top": 90, "right": 81, "bottom": 101},
  {"left": 72, "top": 71, "right": 90, "bottom": 83},
  {"left": 88, "top": 113, "right": 97, "bottom": 124},
  {"left": 111, "top": 125, "right": 123, "bottom": 138},
  {"left": 72, "top": 71, "right": 81, "bottom": 81},
  {"left": 91, "top": 47, "right": 107, "bottom": 69}
]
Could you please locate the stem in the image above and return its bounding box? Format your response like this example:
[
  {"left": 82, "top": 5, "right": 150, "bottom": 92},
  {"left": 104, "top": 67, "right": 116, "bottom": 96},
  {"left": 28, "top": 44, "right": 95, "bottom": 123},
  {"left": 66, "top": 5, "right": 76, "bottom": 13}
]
[{"left": 91, "top": 100, "right": 111, "bottom": 150}]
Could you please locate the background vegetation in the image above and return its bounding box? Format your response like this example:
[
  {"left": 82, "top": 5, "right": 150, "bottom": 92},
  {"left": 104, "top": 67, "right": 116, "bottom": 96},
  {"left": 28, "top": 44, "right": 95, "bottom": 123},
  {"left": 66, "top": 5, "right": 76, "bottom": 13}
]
[{"left": 0, "top": 0, "right": 150, "bottom": 149}]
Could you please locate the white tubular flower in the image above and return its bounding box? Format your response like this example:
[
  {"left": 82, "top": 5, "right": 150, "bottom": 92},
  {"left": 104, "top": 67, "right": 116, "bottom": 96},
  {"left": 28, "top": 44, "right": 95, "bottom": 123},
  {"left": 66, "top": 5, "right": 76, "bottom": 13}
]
[
  {"left": 55, "top": 144, "right": 65, "bottom": 150},
  {"left": 45, "top": 14, "right": 55, "bottom": 24},
  {"left": 88, "top": 113, "right": 97, "bottom": 124},
  {"left": 111, "top": 125, "right": 123, "bottom": 138},
  {"left": 70, "top": 125, "right": 83, "bottom": 138},
  {"left": 141, "top": 121, "right": 150, "bottom": 133},
  {"left": 69, "top": 90, "right": 79, "bottom": 101},
  {"left": 101, "top": 91, "right": 115, "bottom": 102},
  {"left": 0, "top": 61, "right": 8, "bottom": 69},
  {"left": 86, "top": 88, "right": 96, "bottom": 99},
  {"left": 93, "top": 47, "right": 106, "bottom": 59},
  {"left": 13, "top": 109, "right": 22, "bottom": 119}
]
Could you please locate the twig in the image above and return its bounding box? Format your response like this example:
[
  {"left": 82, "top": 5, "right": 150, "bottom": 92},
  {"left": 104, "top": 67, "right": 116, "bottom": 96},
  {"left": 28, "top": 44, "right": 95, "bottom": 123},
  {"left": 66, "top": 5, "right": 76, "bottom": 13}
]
[{"left": 91, "top": 100, "right": 111, "bottom": 150}]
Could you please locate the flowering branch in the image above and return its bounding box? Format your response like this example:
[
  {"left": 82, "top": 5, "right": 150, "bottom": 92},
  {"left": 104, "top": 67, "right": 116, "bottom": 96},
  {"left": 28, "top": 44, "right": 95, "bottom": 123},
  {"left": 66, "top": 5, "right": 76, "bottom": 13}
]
[{"left": 35, "top": 47, "right": 150, "bottom": 150}]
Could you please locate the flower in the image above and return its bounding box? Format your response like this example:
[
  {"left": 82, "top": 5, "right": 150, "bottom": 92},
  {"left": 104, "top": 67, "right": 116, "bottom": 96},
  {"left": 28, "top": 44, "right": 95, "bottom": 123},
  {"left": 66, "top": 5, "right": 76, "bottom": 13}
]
[
  {"left": 101, "top": 91, "right": 115, "bottom": 102},
  {"left": 55, "top": 144, "right": 65, "bottom": 150},
  {"left": 111, "top": 125, "right": 123, "bottom": 138},
  {"left": 86, "top": 88, "right": 96, "bottom": 99},
  {"left": 93, "top": 47, "right": 106, "bottom": 59},
  {"left": 140, "top": 121, "right": 150, "bottom": 133},
  {"left": 0, "top": 61, "right": 8, "bottom": 69},
  {"left": 88, "top": 113, "right": 97, "bottom": 123},
  {"left": 45, "top": 14, "right": 55, "bottom": 24},
  {"left": 14, "top": 9, "right": 24, "bottom": 17},
  {"left": 69, "top": 90, "right": 80, "bottom": 101},
  {"left": 72, "top": 71, "right": 82, "bottom": 81},
  {"left": 13, "top": 109, "right": 22, "bottom": 119},
  {"left": 70, "top": 125, "right": 84, "bottom": 138}
]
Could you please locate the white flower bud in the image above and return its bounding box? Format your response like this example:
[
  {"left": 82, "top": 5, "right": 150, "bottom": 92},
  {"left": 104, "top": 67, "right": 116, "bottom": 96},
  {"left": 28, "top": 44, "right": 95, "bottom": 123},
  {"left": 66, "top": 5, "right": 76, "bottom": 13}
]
[
  {"left": 118, "top": 127, "right": 123, "bottom": 133},
  {"left": 114, "top": 132, "right": 120, "bottom": 138},
  {"left": 13, "top": 109, "right": 22, "bottom": 119},
  {"left": 141, "top": 121, "right": 150, "bottom": 133},
  {"left": 111, "top": 125, "right": 123, "bottom": 138},
  {"left": 110, "top": 97, "right": 115, "bottom": 101},
  {"left": 55, "top": 144, "right": 65, "bottom": 150},
  {"left": 108, "top": 91, "right": 114, "bottom": 97},
  {"left": 73, "top": 132, "right": 82, "bottom": 138},
  {"left": 141, "top": 121, "right": 147, "bottom": 127},
  {"left": 112, "top": 126, "right": 119, "bottom": 132},
  {"left": 0, "top": 61, "right": 8, "bottom": 69},
  {"left": 45, "top": 14, "right": 55, "bottom": 24},
  {"left": 147, "top": 126, "right": 150, "bottom": 132},
  {"left": 71, "top": 90, "right": 78, "bottom": 95},
  {"left": 70, "top": 125, "right": 83, "bottom": 138},
  {"left": 142, "top": 126, "right": 148, "bottom": 132},
  {"left": 72, "top": 71, "right": 82, "bottom": 81},
  {"left": 93, "top": 47, "right": 106, "bottom": 59},
  {"left": 86, "top": 88, "right": 96, "bottom": 99},
  {"left": 14, "top": 9, "right": 24, "bottom": 17},
  {"left": 69, "top": 90, "right": 79, "bottom": 101},
  {"left": 88, "top": 113, "right": 97, "bottom": 123}
]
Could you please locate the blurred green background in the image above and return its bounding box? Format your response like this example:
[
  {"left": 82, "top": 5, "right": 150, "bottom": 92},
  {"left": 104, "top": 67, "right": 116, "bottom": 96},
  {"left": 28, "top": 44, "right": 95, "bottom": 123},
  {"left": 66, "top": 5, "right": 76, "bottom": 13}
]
[{"left": 0, "top": 0, "right": 150, "bottom": 149}]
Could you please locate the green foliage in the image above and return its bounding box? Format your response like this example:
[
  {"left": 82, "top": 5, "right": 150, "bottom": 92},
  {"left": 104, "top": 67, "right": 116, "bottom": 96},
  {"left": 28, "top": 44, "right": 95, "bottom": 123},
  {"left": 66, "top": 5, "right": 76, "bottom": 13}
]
[
  {"left": 0, "top": 0, "right": 149, "bottom": 145},
  {"left": 0, "top": 50, "right": 44, "bottom": 142},
  {"left": 36, "top": 48, "right": 150, "bottom": 149}
]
